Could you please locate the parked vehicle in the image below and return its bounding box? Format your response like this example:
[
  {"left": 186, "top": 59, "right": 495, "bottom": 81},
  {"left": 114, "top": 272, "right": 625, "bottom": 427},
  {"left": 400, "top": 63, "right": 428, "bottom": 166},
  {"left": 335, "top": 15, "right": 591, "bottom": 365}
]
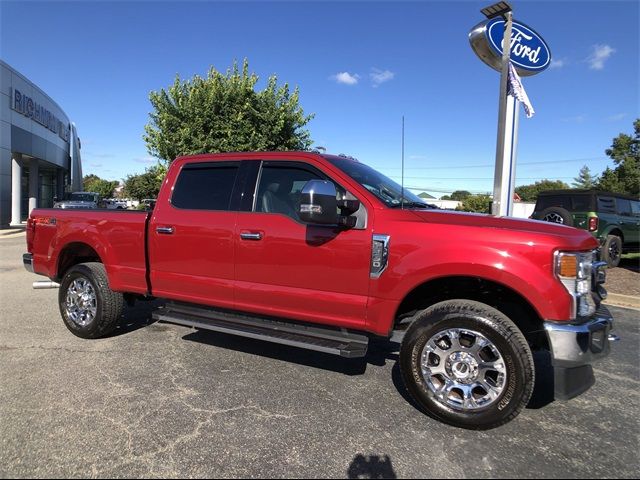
[
  {"left": 53, "top": 192, "right": 103, "bottom": 209},
  {"left": 24, "top": 152, "right": 616, "bottom": 429},
  {"left": 104, "top": 198, "right": 128, "bottom": 210},
  {"left": 531, "top": 189, "right": 640, "bottom": 267}
]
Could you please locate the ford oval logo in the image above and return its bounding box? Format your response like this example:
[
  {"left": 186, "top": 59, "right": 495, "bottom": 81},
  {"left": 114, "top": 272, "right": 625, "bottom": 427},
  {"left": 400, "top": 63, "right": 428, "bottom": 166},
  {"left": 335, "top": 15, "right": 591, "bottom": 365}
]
[{"left": 486, "top": 18, "right": 551, "bottom": 73}]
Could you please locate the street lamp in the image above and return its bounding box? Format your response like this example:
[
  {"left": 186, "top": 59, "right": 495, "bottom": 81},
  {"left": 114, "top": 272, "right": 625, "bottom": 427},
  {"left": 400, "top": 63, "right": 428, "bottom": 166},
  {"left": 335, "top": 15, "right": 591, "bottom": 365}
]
[
  {"left": 481, "top": 1, "right": 512, "bottom": 19},
  {"left": 482, "top": 2, "right": 515, "bottom": 216}
]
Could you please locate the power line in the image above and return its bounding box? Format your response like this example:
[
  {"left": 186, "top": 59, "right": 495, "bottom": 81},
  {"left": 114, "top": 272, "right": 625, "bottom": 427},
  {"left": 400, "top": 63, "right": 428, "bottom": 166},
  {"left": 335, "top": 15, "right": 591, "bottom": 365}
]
[{"left": 371, "top": 157, "right": 609, "bottom": 171}]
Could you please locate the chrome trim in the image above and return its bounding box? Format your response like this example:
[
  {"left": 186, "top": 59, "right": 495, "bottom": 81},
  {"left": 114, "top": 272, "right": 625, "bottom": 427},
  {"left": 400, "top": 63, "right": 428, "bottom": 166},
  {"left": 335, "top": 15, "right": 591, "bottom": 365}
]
[
  {"left": 156, "top": 226, "right": 174, "bottom": 235},
  {"left": 544, "top": 305, "right": 614, "bottom": 368},
  {"left": 371, "top": 234, "right": 390, "bottom": 279},
  {"left": 23, "top": 253, "right": 34, "bottom": 273},
  {"left": 33, "top": 281, "right": 60, "bottom": 289}
]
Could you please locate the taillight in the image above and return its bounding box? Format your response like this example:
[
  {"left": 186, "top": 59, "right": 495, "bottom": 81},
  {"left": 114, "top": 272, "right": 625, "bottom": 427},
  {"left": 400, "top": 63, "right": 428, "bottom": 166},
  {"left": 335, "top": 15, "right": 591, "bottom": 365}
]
[
  {"left": 588, "top": 216, "right": 598, "bottom": 232},
  {"left": 26, "top": 217, "right": 35, "bottom": 252}
]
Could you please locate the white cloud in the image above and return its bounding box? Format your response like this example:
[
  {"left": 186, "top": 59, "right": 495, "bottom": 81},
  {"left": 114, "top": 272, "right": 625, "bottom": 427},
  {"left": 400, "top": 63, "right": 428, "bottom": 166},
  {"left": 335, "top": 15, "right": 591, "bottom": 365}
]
[
  {"left": 370, "top": 68, "right": 395, "bottom": 87},
  {"left": 134, "top": 156, "right": 156, "bottom": 164},
  {"left": 562, "top": 115, "right": 587, "bottom": 123},
  {"left": 587, "top": 44, "right": 615, "bottom": 70},
  {"left": 606, "top": 113, "right": 626, "bottom": 122},
  {"left": 549, "top": 58, "right": 566, "bottom": 69},
  {"left": 330, "top": 72, "right": 360, "bottom": 85}
]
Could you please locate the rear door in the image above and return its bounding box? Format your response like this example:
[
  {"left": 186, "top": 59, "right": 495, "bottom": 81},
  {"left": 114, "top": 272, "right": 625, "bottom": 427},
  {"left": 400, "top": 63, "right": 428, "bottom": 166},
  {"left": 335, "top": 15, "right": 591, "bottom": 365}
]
[
  {"left": 148, "top": 160, "right": 242, "bottom": 309},
  {"left": 234, "top": 159, "right": 372, "bottom": 330},
  {"left": 617, "top": 198, "right": 640, "bottom": 247}
]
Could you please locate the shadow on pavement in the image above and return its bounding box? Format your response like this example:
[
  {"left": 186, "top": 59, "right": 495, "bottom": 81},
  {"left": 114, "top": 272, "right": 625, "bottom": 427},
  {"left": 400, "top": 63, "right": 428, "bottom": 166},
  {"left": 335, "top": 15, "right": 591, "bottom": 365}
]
[
  {"left": 347, "top": 454, "right": 397, "bottom": 479},
  {"left": 180, "top": 329, "right": 400, "bottom": 376},
  {"left": 108, "top": 299, "right": 164, "bottom": 338},
  {"left": 618, "top": 256, "right": 640, "bottom": 273}
]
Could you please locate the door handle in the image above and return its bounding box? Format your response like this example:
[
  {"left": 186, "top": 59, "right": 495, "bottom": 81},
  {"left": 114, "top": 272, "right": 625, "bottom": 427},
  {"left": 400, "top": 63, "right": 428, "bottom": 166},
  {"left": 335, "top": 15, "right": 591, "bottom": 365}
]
[
  {"left": 156, "top": 226, "right": 174, "bottom": 235},
  {"left": 240, "top": 231, "right": 263, "bottom": 241}
]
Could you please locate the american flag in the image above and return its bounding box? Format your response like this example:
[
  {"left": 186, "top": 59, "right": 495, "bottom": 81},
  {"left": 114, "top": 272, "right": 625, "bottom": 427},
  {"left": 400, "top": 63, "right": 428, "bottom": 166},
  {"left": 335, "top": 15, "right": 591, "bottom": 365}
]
[{"left": 508, "top": 62, "right": 535, "bottom": 118}]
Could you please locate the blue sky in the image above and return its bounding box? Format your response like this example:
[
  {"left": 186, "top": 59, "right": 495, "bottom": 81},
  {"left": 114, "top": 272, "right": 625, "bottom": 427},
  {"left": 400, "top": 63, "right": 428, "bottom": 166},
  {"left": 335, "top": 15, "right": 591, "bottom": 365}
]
[{"left": 1, "top": 0, "right": 638, "bottom": 197}]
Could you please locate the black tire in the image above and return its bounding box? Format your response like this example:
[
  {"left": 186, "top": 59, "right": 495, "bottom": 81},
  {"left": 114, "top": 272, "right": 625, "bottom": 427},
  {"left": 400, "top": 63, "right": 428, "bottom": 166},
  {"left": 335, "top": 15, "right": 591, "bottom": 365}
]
[
  {"left": 399, "top": 300, "right": 534, "bottom": 430},
  {"left": 58, "top": 262, "right": 124, "bottom": 339},
  {"left": 537, "top": 207, "right": 573, "bottom": 226},
  {"left": 602, "top": 235, "right": 622, "bottom": 268}
]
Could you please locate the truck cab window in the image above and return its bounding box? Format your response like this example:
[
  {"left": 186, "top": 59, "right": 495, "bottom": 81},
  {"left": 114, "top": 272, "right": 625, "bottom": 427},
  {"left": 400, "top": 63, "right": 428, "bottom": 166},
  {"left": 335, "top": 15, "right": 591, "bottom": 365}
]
[{"left": 172, "top": 162, "right": 240, "bottom": 211}]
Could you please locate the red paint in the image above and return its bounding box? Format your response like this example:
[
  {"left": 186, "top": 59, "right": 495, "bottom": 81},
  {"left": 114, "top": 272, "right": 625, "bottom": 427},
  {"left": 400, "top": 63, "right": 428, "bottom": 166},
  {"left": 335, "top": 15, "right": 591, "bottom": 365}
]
[{"left": 27, "top": 152, "right": 599, "bottom": 337}]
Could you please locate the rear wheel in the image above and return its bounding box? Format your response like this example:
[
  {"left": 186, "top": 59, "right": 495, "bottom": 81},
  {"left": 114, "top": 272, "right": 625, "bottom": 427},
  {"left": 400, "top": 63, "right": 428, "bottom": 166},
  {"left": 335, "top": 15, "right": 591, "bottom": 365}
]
[
  {"left": 58, "top": 262, "right": 124, "bottom": 339},
  {"left": 602, "top": 235, "right": 622, "bottom": 268},
  {"left": 399, "top": 300, "right": 534, "bottom": 430}
]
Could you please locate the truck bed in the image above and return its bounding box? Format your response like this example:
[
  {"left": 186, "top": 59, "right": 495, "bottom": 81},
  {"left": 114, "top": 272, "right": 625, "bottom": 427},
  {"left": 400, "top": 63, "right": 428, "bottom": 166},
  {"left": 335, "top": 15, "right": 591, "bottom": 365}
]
[{"left": 27, "top": 208, "right": 150, "bottom": 295}]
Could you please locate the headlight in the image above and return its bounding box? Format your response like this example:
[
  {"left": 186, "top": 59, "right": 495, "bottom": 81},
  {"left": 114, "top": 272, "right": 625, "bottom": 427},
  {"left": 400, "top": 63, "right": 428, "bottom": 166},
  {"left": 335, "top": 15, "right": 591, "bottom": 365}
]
[{"left": 555, "top": 251, "right": 596, "bottom": 318}]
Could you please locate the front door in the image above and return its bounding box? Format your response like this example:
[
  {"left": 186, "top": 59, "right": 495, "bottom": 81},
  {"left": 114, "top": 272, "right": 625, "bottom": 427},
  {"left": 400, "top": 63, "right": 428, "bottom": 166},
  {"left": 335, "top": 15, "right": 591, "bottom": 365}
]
[{"left": 234, "top": 160, "right": 372, "bottom": 330}]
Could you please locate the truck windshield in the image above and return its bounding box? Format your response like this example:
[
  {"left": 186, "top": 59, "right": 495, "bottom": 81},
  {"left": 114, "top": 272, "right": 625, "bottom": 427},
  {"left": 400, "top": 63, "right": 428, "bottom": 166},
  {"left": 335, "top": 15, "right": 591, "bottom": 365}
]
[
  {"left": 69, "top": 193, "right": 97, "bottom": 202},
  {"left": 327, "top": 156, "right": 433, "bottom": 208}
]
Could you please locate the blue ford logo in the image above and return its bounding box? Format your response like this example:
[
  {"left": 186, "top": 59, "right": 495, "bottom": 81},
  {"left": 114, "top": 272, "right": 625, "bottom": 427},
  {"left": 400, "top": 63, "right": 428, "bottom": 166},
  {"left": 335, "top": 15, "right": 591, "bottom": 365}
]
[{"left": 486, "top": 18, "right": 551, "bottom": 72}]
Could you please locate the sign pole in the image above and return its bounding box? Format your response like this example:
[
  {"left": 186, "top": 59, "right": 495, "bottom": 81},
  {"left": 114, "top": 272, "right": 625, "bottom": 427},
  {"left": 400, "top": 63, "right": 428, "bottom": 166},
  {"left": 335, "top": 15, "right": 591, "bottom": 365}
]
[{"left": 491, "top": 11, "right": 514, "bottom": 216}]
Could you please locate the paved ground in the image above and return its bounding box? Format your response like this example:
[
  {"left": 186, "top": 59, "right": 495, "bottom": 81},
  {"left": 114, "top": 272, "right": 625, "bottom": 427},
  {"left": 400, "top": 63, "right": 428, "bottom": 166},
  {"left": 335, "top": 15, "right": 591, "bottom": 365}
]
[{"left": 1, "top": 233, "right": 639, "bottom": 478}]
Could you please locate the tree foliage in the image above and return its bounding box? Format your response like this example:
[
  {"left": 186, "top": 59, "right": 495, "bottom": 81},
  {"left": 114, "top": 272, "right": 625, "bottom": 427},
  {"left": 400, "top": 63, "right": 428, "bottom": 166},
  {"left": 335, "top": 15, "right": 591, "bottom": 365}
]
[
  {"left": 143, "top": 59, "right": 314, "bottom": 163},
  {"left": 597, "top": 118, "right": 639, "bottom": 195},
  {"left": 515, "top": 179, "right": 569, "bottom": 202},
  {"left": 456, "top": 195, "right": 492, "bottom": 213},
  {"left": 123, "top": 164, "right": 166, "bottom": 201},
  {"left": 82, "top": 174, "right": 119, "bottom": 198},
  {"left": 572, "top": 165, "right": 599, "bottom": 189}
]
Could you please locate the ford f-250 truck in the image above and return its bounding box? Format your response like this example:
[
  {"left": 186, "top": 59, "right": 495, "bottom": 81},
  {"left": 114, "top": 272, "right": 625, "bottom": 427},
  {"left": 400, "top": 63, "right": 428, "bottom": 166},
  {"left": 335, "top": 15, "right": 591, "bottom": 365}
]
[{"left": 24, "top": 151, "right": 616, "bottom": 429}]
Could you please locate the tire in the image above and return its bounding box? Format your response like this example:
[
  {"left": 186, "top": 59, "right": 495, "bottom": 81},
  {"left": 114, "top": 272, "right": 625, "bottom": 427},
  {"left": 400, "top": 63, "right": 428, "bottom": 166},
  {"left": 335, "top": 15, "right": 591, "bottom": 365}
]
[
  {"left": 602, "top": 235, "right": 622, "bottom": 268},
  {"left": 58, "top": 262, "right": 124, "bottom": 339},
  {"left": 399, "top": 300, "right": 534, "bottom": 430},
  {"left": 537, "top": 207, "right": 573, "bottom": 226}
]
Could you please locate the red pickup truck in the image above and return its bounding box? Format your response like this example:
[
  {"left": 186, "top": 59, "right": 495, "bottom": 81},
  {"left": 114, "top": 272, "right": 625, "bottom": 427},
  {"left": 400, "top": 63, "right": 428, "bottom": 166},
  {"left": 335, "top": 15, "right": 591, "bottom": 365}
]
[{"left": 24, "top": 151, "right": 616, "bottom": 429}]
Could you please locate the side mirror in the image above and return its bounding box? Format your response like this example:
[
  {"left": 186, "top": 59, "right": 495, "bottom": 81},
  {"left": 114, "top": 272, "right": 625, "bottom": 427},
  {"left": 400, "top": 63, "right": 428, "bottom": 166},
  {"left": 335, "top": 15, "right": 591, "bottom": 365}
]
[{"left": 298, "top": 180, "right": 338, "bottom": 225}]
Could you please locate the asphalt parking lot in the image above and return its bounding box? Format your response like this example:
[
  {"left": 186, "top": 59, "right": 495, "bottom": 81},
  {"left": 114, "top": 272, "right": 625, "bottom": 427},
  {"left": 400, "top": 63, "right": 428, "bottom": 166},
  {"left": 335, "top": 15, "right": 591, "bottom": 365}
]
[{"left": 1, "top": 232, "right": 639, "bottom": 478}]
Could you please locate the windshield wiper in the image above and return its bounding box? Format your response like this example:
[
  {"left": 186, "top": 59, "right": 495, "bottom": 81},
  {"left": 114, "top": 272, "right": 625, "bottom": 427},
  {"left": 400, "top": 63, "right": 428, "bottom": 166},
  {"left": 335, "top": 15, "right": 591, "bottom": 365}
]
[{"left": 389, "top": 201, "right": 435, "bottom": 209}]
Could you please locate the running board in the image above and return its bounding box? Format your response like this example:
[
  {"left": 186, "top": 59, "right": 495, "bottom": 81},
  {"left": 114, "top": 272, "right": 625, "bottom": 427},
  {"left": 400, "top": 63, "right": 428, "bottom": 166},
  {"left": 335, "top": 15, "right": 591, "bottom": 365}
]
[{"left": 153, "top": 302, "right": 369, "bottom": 358}]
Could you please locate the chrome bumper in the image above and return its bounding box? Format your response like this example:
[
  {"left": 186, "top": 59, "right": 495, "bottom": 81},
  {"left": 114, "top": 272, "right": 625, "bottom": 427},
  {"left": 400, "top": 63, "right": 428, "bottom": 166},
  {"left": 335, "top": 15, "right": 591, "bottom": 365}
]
[
  {"left": 544, "top": 305, "right": 615, "bottom": 367},
  {"left": 23, "top": 253, "right": 34, "bottom": 273},
  {"left": 544, "top": 305, "right": 616, "bottom": 400}
]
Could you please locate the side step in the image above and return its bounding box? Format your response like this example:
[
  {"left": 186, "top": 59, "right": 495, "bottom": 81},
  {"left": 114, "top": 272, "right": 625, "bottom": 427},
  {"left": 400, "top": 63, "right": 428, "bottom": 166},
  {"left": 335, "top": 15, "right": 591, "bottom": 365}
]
[{"left": 153, "top": 302, "right": 369, "bottom": 358}]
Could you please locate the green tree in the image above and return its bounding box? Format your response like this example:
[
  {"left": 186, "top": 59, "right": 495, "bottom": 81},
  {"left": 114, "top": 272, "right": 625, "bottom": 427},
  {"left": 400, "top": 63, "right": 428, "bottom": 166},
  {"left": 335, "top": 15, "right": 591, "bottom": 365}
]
[
  {"left": 597, "top": 118, "right": 640, "bottom": 195},
  {"left": 572, "top": 165, "right": 599, "bottom": 189},
  {"left": 449, "top": 190, "right": 472, "bottom": 201},
  {"left": 456, "top": 195, "right": 492, "bottom": 213},
  {"left": 83, "top": 174, "right": 119, "bottom": 198},
  {"left": 515, "top": 179, "right": 570, "bottom": 202},
  {"left": 144, "top": 59, "right": 314, "bottom": 163},
  {"left": 123, "top": 164, "right": 165, "bottom": 201}
]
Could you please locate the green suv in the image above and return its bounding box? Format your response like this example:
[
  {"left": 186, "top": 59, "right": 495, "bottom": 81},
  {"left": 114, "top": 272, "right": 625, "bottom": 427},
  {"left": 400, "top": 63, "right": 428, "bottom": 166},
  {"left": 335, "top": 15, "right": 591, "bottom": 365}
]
[{"left": 532, "top": 189, "right": 640, "bottom": 267}]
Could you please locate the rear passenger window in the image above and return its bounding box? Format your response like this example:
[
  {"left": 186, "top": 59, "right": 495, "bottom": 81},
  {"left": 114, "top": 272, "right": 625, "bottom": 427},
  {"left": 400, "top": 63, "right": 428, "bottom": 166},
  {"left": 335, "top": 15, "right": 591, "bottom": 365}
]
[
  {"left": 631, "top": 200, "right": 640, "bottom": 217},
  {"left": 597, "top": 196, "right": 616, "bottom": 214},
  {"left": 172, "top": 162, "right": 240, "bottom": 210},
  {"left": 617, "top": 199, "right": 632, "bottom": 216}
]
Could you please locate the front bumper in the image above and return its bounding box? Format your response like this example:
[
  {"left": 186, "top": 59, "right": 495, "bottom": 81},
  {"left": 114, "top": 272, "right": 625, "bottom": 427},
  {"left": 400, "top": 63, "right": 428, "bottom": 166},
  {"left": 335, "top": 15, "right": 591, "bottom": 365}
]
[
  {"left": 544, "top": 305, "right": 615, "bottom": 400},
  {"left": 23, "top": 253, "right": 34, "bottom": 273}
]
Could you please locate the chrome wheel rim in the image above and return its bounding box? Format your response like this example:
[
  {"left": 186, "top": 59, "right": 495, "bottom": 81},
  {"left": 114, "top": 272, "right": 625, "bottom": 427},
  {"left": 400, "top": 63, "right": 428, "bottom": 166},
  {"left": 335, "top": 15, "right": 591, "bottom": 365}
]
[
  {"left": 420, "top": 328, "right": 507, "bottom": 411},
  {"left": 543, "top": 212, "right": 564, "bottom": 224},
  {"left": 65, "top": 278, "right": 97, "bottom": 327}
]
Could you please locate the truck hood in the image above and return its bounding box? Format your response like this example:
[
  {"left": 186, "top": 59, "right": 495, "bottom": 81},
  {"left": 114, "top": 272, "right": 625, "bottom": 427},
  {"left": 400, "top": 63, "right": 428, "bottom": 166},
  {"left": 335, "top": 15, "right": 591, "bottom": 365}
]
[{"left": 408, "top": 209, "right": 597, "bottom": 249}]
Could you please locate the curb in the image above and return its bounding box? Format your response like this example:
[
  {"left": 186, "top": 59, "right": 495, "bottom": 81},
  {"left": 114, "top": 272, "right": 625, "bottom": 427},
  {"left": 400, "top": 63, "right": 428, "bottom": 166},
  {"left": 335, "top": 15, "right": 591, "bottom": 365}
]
[
  {"left": 0, "top": 229, "right": 25, "bottom": 238},
  {"left": 604, "top": 293, "right": 640, "bottom": 311}
]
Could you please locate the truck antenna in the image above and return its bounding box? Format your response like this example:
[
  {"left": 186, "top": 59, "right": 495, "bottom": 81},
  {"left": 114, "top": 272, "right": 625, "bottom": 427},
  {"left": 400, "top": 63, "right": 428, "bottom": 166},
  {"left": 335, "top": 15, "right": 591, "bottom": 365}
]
[{"left": 401, "top": 115, "right": 405, "bottom": 210}]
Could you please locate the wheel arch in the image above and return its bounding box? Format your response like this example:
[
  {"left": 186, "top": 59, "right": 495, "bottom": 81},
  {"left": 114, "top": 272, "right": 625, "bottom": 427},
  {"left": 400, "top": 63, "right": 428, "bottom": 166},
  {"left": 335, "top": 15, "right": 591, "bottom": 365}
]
[
  {"left": 394, "top": 275, "right": 548, "bottom": 350},
  {"left": 56, "top": 242, "right": 103, "bottom": 281}
]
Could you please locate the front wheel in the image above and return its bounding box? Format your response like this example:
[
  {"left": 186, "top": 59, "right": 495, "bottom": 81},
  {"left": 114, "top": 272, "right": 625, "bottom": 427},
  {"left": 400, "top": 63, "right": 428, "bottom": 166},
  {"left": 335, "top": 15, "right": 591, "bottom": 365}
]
[
  {"left": 58, "top": 262, "right": 124, "bottom": 339},
  {"left": 399, "top": 300, "right": 534, "bottom": 430}
]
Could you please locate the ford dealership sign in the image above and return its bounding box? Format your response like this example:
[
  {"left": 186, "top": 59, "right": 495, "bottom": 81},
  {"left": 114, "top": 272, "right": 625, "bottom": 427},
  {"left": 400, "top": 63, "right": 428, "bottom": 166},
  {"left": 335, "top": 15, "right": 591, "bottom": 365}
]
[{"left": 469, "top": 18, "right": 551, "bottom": 76}]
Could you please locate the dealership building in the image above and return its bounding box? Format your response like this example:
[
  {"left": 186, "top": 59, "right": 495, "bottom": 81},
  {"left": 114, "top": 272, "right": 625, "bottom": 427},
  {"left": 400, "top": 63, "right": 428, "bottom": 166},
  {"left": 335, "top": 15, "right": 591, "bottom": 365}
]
[{"left": 0, "top": 60, "right": 82, "bottom": 228}]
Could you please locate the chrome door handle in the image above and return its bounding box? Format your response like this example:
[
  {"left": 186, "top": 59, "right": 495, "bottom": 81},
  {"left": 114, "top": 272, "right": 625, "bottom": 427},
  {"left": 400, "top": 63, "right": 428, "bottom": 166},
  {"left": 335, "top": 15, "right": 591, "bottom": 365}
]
[
  {"left": 156, "top": 226, "right": 174, "bottom": 235},
  {"left": 240, "top": 231, "right": 262, "bottom": 241}
]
